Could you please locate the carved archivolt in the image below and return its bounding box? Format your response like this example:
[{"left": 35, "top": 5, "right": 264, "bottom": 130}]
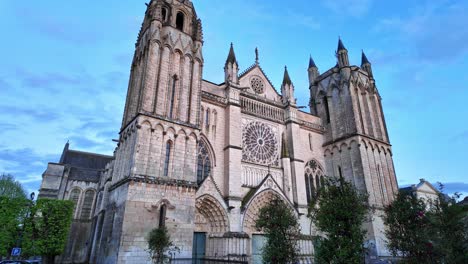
[
  {"left": 242, "top": 190, "right": 289, "bottom": 234},
  {"left": 195, "top": 195, "right": 229, "bottom": 233}
]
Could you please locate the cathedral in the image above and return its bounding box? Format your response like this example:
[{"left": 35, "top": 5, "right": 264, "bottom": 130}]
[{"left": 38, "top": 0, "right": 399, "bottom": 263}]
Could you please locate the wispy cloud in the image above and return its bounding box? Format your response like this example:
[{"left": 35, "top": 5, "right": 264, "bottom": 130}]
[{"left": 321, "top": 0, "right": 373, "bottom": 17}]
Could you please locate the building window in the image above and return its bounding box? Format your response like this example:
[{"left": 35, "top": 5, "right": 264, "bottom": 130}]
[
  {"left": 205, "top": 108, "right": 210, "bottom": 129},
  {"left": 69, "top": 189, "right": 81, "bottom": 216},
  {"left": 324, "top": 96, "right": 331, "bottom": 123},
  {"left": 197, "top": 140, "right": 212, "bottom": 184},
  {"left": 169, "top": 75, "right": 178, "bottom": 119},
  {"left": 80, "top": 189, "right": 95, "bottom": 219},
  {"left": 309, "top": 134, "right": 313, "bottom": 151},
  {"left": 338, "top": 166, "right": 343, "bottom": 178},
  {"left": 304, "top": 160, "right": 324, "bottom": 204},
  {"left": 176, "top": 12, "right": 184, "bottom": 31},
  {"left": 163, "top": 141, "right": 172, "bottom": 176},
  {"left": 159, "top": 204, "right": 166, "bottom": 228},
  {"left": 161, "top": 8, "right": 167, "bottom": 22}
]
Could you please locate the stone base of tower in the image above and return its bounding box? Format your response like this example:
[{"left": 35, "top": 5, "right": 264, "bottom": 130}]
[
  {"left": 94, "top": 179, "right": 197, "bottom": 264},
  {"left": 365, "top": 208, "right": 394, "bottom": 263}
]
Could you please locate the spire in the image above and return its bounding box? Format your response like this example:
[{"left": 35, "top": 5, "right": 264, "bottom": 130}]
[
  {"left": 337, "top": 37, "right": 347, "bottom": 51},
  {"left": 361, "top": 50, "right": 371, "bottom": 65},
  {"left": 225, "top": 43, "right": 237, "bottom": 66},
  {"left": 282, "top": 66, "right": 292, "bottom": 86},
  {"left": 308, "top": 55, "right": 317, "bottom": 68},
  {"left": 255, "top": 47, "right": 259, "bottom": 64}
]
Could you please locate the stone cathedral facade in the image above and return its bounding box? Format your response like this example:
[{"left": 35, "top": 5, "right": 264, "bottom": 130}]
[{"left": 39, "top": 0, "right": 399, "bottom": 263}]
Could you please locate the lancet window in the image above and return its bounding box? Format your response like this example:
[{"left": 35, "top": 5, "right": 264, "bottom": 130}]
[
  {"left": 304, "top": 160, "right": 324, "bottom": 204},
  {"left": 197, "top": 140, "right": 212, "bottom": 184}
]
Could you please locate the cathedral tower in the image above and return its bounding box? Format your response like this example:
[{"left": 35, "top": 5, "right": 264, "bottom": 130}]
[
  {"left": 311, "top": 38, "right": 398, "bottom": 259},
  {"left": 96, "top": 0, "right": 204, "bottom": 262}
]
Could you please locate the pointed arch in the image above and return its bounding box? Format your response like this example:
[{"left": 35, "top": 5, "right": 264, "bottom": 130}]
[
  {"left": 242, "top": 189, "right": 294, "bottom": 234},
  {"left": 195, "top": 195, "right": 229, "bottom": 233},
  {"left": 304, "top": 159, "right": 325, "bottom": 204},
  {"left": 197, "top": 136, "right": 215, "bottom": 184}
]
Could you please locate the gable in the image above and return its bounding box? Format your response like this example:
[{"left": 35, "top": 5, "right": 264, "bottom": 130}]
[{"left": 238, "top": 65, "right": 282, "bottom": 102}]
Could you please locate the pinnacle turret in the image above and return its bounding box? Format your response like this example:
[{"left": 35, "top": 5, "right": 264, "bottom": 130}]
[
  {"left": 282, "top": 66, "right": 292, "bottom": 86},
  {"left": 361, "top": 50, "right": 371, "bottom": 65},
  {"left": 336, "top": 38, "right": 349, "bottom": 67},
  {"left": 225, "top": 43, "right": 237, "bottom": 66},
  {"left": 337, "top": 38, "right": 347, "bottom": 51},
  {"left": 308, "top": 56, "right": 317, "bottom": 69}
]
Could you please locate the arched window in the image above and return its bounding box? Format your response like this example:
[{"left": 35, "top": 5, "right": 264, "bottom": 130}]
[
  {"left": 304, "top": 160, "right": 324, "bottom": 204},
  {"left": 176, "top": 12, "right": 184, "bottom": 31},
  {"left": 159, "top": 204, "right": 166, "bottom": 228},
  {"left": 200, "top": 106, "right": 204, "bottom": 127},
  {"left": 197, "top": 140, "right": 212, "bottom": 184},
  {"left": 69, "top": 189, "right": 81, "bottom": 216},
  {"left": 309, "top": 134, "right": 313, "bottom": 151},
  {"left": 161, "top": 8, "right": 167, "bottom": 22},
  {"left": 338, "top": 166, "right": 343, "bottom": 178},
  {"left": 324, "top": 96, "right": 331, "bottom": 123},
  {"left": 205, "top": 108, "right": 210, "bottom": 129},
  {"left": 80, "top": 189, "right": 95, "bottom": 219},
  {"left": 163, "top": 141, "right": 172, "bottom": 176},
  {"left": 169, "top": 75, "right": 178, "bottom": 118}
]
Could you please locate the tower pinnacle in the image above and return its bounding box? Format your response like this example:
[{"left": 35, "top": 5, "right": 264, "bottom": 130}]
[{"left": 282, "top": 66, "right": 292, "bottom": 86}]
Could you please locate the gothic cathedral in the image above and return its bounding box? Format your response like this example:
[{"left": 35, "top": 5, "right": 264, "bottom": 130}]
[{"left": 39, "top": 0, "right": 398, "bottom": 263}]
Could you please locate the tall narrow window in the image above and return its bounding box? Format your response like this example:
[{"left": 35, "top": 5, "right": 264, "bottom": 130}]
[
  {"left": 80, "top": 189, "right": 95, "bottom": 220},
  {"left": 176, "top": 12, "right": 185, "bottom": 31},
  {"left": 164, "top": 141, "right": 172, "bottom": 176},
  {"left": 309, "top": 134, "right": 313, "bottom": 151},
  {"left": 197, "top": 140, "right": 212, "bottom": 184},
  {"left": 324, "top": 96, "right": 331, "bottom": 123},
  {"left": 169, "top": 75, "right": 178, "bottom": 119},
  {"left": 161, "top": 8, "right": 167, "bottom": 22},
  {"left": 159, "top": 204, "right": 166, "bottom": 228},
  {"left": 338, "top": 166, "right": 343, "bottom": 178},
  {"left": 205, "top": 109, "right": 210, "bottom": 129},
  {"left": 304, "top": 160, "right": 324, "bottom": 204},
  {"left": 69, "top": 189, "right": 81, "bottom": 217}
]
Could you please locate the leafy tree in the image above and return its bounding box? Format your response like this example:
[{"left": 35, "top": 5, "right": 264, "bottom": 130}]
[
  {"left": 0, "top": 174, "right": 28, "bottom": 258},
  {"left": 147, "top": 226, "right": 179, "bottom": 264},
  {"left": 309, "top": 176, "right": 370, "bottom": 264},
  {"left": 426, "top": 186, "right": 468, "bottom": 263},
  {"left": 255, "top": 197, "right": 300, "bottom": 264},
  {"left": 23, "top": 199, "right": 74, "bottom": 264},
  {"left": 383, "top": 191, "right": 434, "bottom": 263},
  {"left": 0, "top": 196, "right": 28, "bottom": 258},
  {"left": 0, "top": 173, "right": 27, "bottom": 199}
]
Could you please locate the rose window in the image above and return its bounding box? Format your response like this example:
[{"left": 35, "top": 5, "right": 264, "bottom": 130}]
[
  {"left": 242, "top": 121, "right": 279, "bottom": 166},
  {"left": 250, "top": 76, "right": 264, "bottom": 94}
]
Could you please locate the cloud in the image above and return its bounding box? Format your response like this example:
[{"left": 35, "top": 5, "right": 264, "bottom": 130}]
[
  {"left": 439, "top": 182, "right": 468, "bottom": 195},
  {"left": 0, "top": 147, "right": 58, "bottom": 193},
  {"left": 0, "top": 105, "right": 61, "bottom": 122},
  {"left": 16, "top": 7, "right": 99, "bottom": 45},
  {"left": 373, "top": 1, "right": 468, "bottom": 63},
  {"left": 321, "top": 0, "right": 373, "bottom": 17}
]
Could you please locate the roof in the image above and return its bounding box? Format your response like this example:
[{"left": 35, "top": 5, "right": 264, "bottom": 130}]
[
  {"left": 62, "top": 150, "right": 113, "bottom": 170},
  {"left": 309, "top": 56, "right": 317, "bottom": 68},
  {"left": 225, "top": 43, "right": 237, "bottom": 66},
  {"left": 337, "top": 38, "right": 347, "bottom": 51},
  {"left": 282, "top": 66, "right": 292, "bottom": 86},
  {"left": 361, "top": 51, "right": 371, "bottom": 65}
]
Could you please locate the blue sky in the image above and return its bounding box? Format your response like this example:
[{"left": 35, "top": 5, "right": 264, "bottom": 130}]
[{"left": 0, "top": 0, "right": 467, "bottom": 198}]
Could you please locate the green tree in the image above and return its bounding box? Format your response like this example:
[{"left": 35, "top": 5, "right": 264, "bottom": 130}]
[
  {"left": 23, "top": 199, "right": 74, "bottom": 264},
  {"left": 0, "top": 174, "right": 28, "bottom": 258},
  {"left": 383, "top": 191, "right": 434, "bottom": 263},
  {"left": 147, "top": 227, "right": 179, "bottom": 264},
  {"left": 309, "top": 176, "right": 370, "bottom": 264},
  {"left": 0, "top": 173, "right": 27, "bottom": 199},
  {"left": 255, "top": 197, "right": 300, "bottom": 264},
  {"left": 427, "top": 186, "right": 468, "bottom": 263}
]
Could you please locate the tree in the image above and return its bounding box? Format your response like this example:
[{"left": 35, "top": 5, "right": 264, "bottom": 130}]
[
  {"left": 426, "top": 185, "right": 468, "bottom": 263},
  {"left": 383, "top": 191, "right": 434, "bottom": 263},
  {"left": 255, "top": 197, "right": 300, "bottom": 264},
  {"left": 0, "top": 173, "right": 27, "bottom": 199},
  {"left": 309, "top": 176, "right": 370, "bottom": 264},
  {"left": 23, "top": 199, "right": 74, "bottom": 264},
  {"left": 147, "top": 227, "right": 179, "bottom": 264},
  {"left": 0, "top": 174, "right": 28, "bottom": 258}
]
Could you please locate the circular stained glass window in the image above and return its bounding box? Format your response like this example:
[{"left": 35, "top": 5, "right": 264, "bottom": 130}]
[
  {"left": 242, "top": 121, "right": 278, "bottom": 166},
  {"left": 250, "top": 76, "right": 264, "bottom": 94}
]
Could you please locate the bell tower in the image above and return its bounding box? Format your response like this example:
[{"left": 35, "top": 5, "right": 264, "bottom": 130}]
[
  {"left": 121, "top": 0, "right": 203, "bottom": 128},
  {"left": 99, "top": 1, "right": 204, "bottom": 262}
]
